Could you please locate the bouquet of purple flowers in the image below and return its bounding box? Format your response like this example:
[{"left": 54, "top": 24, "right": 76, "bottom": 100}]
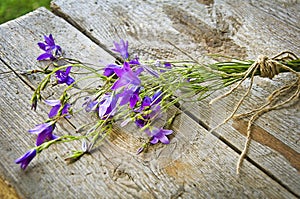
[{"left": 16, "top": 34, "right": 300, "bottom": 173}]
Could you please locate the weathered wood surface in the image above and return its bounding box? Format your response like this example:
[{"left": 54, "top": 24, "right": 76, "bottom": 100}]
[
  {"left": 51, "top": 0, "right": 300, "bottom": 197},
  {"left": 0, "top": 1, "right": 298, "bottom": 198}
]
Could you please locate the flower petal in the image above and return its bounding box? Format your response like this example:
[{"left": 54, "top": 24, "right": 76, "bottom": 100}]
[
  {"left": 44, "top": 99, "right": 60, "bottom": 106},
  {"left": 162, "top": 129, "right": 173, "bottom": 135},
  {"left": 61, "top": 104, "right": 71, "bottom": 116},
  {"left": 36, "top": 131, "right": 49, "bottom": 146},
  {"left": 49, "top": 105, "right": 61, "bottom": 118},
  {"left": 65, "top": 66, "right": 72, "bottom": 76},
  {"left": 129, "top": 95, "right": 138, "bottom": 108},
  {"left": 103, "top": 68, "right": 114, "bottom": 77},
  {"left": 150, "top": 137, "right": 159, "bottom": 144},
  {"left": 38, "top": 42, "right": 47, "bottom": 50},
  {"left": 28, "top": 123, "right": 52, "bottom": 134},
  {"left": 65, "top": 76, "right": 75, "bottom": 85},
  {"left": 120, "top": 92, "right": 131, "bottom": 106},
  {"left": 51, "top": 134, "right": 59, "bottom": 140},
  {"left": 111, "top": 77, "right": 128, "bottom": 90},
  {"left": 159, "top": 136, "right": 170, "bottom": 144},
  {"left": 152, "top": 91, "right": 162, "bottom": 104},
  {"left": 37, "top": 53, "right": 51, "bottom": 60}
]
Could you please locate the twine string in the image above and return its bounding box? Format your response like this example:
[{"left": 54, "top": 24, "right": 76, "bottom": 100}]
[{"left": 209, "top": 52, "right": 299, "bottom": 174}]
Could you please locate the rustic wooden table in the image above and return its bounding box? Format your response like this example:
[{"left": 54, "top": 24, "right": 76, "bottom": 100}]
[{"left": 0, "top": 0, "right": 299, "bottom": 198}]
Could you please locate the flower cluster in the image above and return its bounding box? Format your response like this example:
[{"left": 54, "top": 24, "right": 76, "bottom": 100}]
[
  {"left": 16, "top": 35, "right": 174, "bottom": 170},
  {"left": 15, "top": 35, "right": 76, "bottom": 169},
  {"left": 16, "top": 95, "right": 72, "bottom": 169},
  {"left": 82, "top": 39, "right": 174, "bottom": 147},
  {"left": 14, "top": 34, "right": 300, "bottom": 173}
]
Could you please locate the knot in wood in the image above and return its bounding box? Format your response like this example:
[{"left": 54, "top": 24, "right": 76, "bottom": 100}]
[{"left": 257, "top": 55, "right": 280, "bottom": 79}]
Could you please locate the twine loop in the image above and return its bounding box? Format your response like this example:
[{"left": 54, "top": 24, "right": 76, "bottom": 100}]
[{"left": 257, "top": 55, "right": 280, "bottom": 79}]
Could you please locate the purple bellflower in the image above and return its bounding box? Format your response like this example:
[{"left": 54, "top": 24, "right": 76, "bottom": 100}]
[
  {"left": 15, "top": 149, "right": 37, "bottom": 170},
  {"left": 135, "top": 105, "right": 161, "bottom": 128},
  {"left": 160, "top": 62, "right": 172, "bottom": 73},
  {"left": 98, "top": 94, "right": 119, "bottom": 119},
  {"left": 55, "top": 66, "right": 75, "bottom": 85},
  {"left": 28, "top": 122, "right": 58, "bottom": 146},
  {"left": 119, "top": 87, "right": 140, "bottom": 108},
  {"left": 151, "top": 91, "right": 163, "bottom": 105},
  {"left": 141, "top": 96, "right": 151, "bottom": 108},
  {"left": 83, "top": 97, "right": 99, "bottom": 112},
  {"left": 112, "top": 39, "right": 129, "bottom": 59},
  {"left": 45, "top": 99, "right": 71, "bottom": 118},
  {"left": 135, "top": 118, "right": 146, "bottom": 128},
  {"left": 135, "top": 91, "right": 163, "bottom": 128},
  {"left": 139, "top": 90, "right": 162, "bottom": 111},
  {"left": 37, "top": 34, "right": 62, "bottom": 61},
  {"left": 129, "top": 56, "right": 141, "bottom": 65},
  {"left": 103, "top": 64, "right": 122, "bottom": 77},
  {"left": 17, "top": 122, "right": 58, "bottom": 169},
  {"left": 146, "top": 127, "right": 173, "bottom": 144},
  {"left": 111, "top": 62, "right": 141, "bottom": 90}
]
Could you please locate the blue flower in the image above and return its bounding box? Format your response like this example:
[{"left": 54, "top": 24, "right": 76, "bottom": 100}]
[
  {"left": 55, "top": 66, "right": 75, "bottom": 85},
  {"left": 135, "top": 91, "right": 163, "bottom": 128},
  {"left": 28, "top": 122, "right": 58, "bottom": 146},
  {"left": 15, "top": 149, "right": 37, "bottom": 170},
  {"left": 44, "top": 99, "right": 71, "bottom": 118},
  {"left": 139, "top": 91, "right": 162, "bottom": 111},
  {"left": 146, "top": 127, "right": 173, "bottom": 144},
  {"left": 111, "top": 62, "right": 141, "bottom": 90},
  {"left": 82, "top": 97, "right": 98, "bottom": 112},
  {"left": 103, "top": 64, "right": 122, "bottom": 77},
  {"left": 98, "top": 94, "right": 119, "bottom": 119},
  {"left": 129, "top": 56, "right": 141, "bottom": 65},
  {"left": 151, "top": 91, "right": 163, "bottom": 105},
  {"left": 119, "top": 87, "right": 140, "bottom": 108},
  {"left": 135, "top": 118, "right": 147, "bottom": 128},
  {"left": 135, "top": 105, "right": 161, "bottom": 128},
  {"left": 155, "top": 61, "right": 172, "bottom": 73},
  {"left": 37, "top": 34, "right": 62, "bottom": 61},
  {"left": 112, "top": 39, "right": 129, "bottom": 59}
]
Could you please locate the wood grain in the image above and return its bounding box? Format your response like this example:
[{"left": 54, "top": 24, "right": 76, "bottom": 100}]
[
  {"left": 0, "top": 5, "right": 298, "bottom": 199},
  {"left": 51, "top": 0, "right": 300, "bottom": 197}
]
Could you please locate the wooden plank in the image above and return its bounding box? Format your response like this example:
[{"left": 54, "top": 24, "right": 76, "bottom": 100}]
[
  {"left": 51, "top": 0, "right": 300, "bottom": 59},
  {"left": 0, "top": 6, "right": 297, "bottom": 198},
  {"left": 51, "top": 0, "right": 300, "bottom": 196}
]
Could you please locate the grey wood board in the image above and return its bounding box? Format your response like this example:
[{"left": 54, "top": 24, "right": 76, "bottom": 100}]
[
  {"left": 0, "top": 6, "right": 297, "bottom": 199},
  {"left": 51, "top": 0, "right": 300, "bottom": 60},
  {"left": 51, "top": 0, "right": 300, "bottom": 196}
]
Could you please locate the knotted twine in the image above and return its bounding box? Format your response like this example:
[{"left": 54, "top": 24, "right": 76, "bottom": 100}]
[{"left": 209, "top": 52, "right": 300, "bottom": 174}]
